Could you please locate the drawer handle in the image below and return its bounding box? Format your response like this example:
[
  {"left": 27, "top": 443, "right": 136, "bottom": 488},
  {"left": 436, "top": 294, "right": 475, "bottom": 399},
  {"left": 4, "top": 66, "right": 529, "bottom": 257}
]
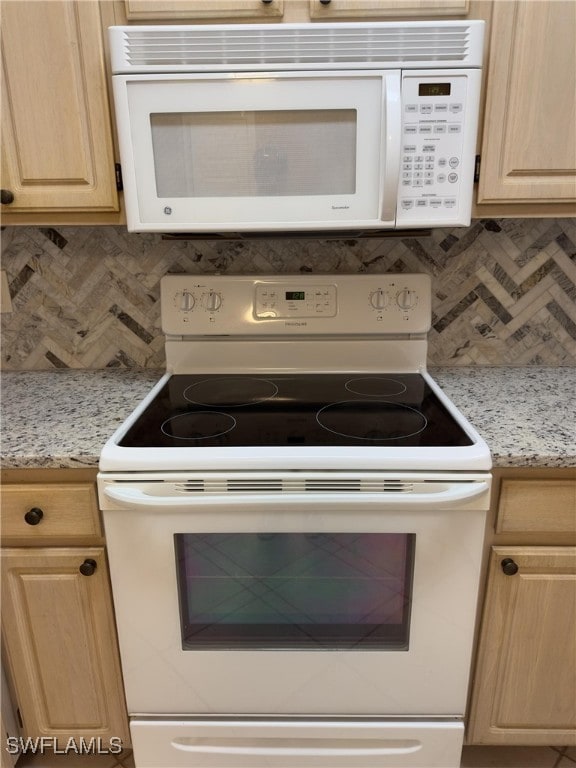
[
  {"left": 79, "top": 558, "right": 97, "bottom": 576},
  {"left": 501, "top": 558, "right": 519, "bottom": 576},
  {"left": 24, "top": 507, "right": 44, "bottom": 526}
]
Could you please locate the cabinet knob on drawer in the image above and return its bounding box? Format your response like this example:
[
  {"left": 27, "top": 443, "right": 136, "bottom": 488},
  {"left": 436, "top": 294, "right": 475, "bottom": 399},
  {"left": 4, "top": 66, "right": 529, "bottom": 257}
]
[
  {"left": 79, "top": 558, "right": 97, "bottom": 576},
  {"left": 319, "top": 0, "right": 332, "bottom": 4},
  {"left": 1, "top": 189, "right": 14, "bottom": 205},
  {"left": 24, "top": 507, "right": 44, "bottom": 525},
  {"left": 501, "top": 558, "right": 519, "bottom": 576}
]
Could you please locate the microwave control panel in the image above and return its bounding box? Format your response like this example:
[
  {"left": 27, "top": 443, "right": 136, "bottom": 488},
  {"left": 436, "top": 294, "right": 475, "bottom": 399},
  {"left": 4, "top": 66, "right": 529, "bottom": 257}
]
[{"left": 396, "top": 70, "right": 481, "bottom": 227}]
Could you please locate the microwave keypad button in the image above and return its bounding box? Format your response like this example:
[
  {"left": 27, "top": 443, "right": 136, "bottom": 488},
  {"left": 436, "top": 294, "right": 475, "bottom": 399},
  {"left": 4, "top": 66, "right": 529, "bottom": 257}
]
[
  {"left": 402, "top": 163, "right": 412, "bottom": 171},
  {"left": 449, "top": 157, "right": 460, "bottom": 168},
  {"left": 413, "top": 180, "right": 423, "bottom": 187},
  {"left": 434, "top": 125, "right": 447, "bottom": 134},
  {"left": 416, "top": 199, "right": 428, "bottom": 207},
  {"left": 403, "top": 145, "right": 417, "bottom": 152},
  {"left": 448, "top": 124, "right": 462, "bottom": 134},
  {"left": 444, "top": 198, "right": 457, "bottom": 208},
  {"left": 402, "top": 179, "right": 412, "bottom": 187},
  {"left": 401, "top": 199, "right": 414, "bottom": 209},
  {"left": 414, "top": 163, "right": 424, "bottom": 170},
  {"left": 425, "top": 172, "right": 434, "bottom": 179},
  {"left": 422, "top": 145, "right": 436, "bottom": 153},
  {"left": 425, "top": 155, "right": 435, "bottom": 162},
  {"left": 437, "top": 173, "right": 447, "bottom": 183},
  {"left": 419, "top": 125, "right": 433, "bottom": 134},
  {"left": 403, "top": 155, "right": 413, "bottom": 162},
  {"left": 438, "top": 157, "right": 448, "bottom": 168},
  {"left": 434, "top": 104, "right": 448, "bottom": 112},
  {"left": 402, "top": 172, "right": 412, "bottom": 180},
  {"left": 419, "top": 104, "right": 433, "bottom": 114},
  {"left": 430, "top": 199, "right": 443, "bottom": 208},
  {"left": 450, "top": 103, "right": 463, "bottom": 113},
  {"left": 415, "top": 155, "right": 424, "bottom": 162},
  {"left": 405, "top": 104, "right": 418, "bottom": 113},
  {"left": 424, "top": 179, "right": 434, "bottom": 186},
  {"left": 448, "top": 173, "right": 459, "bottom": 183},
  {"left": 405, "top": 125, "right": 418, "bottom": 134},
  {"left": 413, "top": 172, "right": 423, "bottom": 179},
  {"left": 425, "top": 163, "right": 435, "bottom": 170}
]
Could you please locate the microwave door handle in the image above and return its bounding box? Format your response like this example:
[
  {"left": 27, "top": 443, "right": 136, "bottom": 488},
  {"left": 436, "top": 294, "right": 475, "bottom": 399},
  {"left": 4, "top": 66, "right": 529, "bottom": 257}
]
[{"left": 380, "top": 72, "right": 402, "bottom": 223}]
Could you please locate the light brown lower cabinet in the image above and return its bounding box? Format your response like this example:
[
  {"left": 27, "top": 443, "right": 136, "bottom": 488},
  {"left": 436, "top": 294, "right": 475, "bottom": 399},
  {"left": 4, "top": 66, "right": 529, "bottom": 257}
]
[
  {"left": 0, "top": 471, "right": 130, "bottom": 750},
  {"left": 468, "top": 472, "right": 576, "bottom": 746}
]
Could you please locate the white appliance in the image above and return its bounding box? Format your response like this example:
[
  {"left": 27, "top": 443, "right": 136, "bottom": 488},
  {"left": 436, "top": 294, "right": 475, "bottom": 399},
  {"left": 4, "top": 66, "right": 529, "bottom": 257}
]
[
  {"left": 98, "top": 274, "right": 491, "bottom": 768},
  {"left": 109, "top": 21, "right": 484, "bottom": 233}
]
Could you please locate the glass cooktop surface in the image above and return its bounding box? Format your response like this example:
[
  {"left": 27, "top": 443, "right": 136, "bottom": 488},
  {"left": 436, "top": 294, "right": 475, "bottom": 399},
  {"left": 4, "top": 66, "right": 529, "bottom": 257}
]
[{"left": 119, "top": 374, "right": 473, "bottom": 448}]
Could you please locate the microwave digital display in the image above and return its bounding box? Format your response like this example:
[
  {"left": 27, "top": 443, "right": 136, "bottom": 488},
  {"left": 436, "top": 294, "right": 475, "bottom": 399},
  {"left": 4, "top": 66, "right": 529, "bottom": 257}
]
[
  {"left": 286, "top": 291, "right": 305, "bottom": 300},
  {"left": 419, "top": 83, "right": 451, "bottom": 97}
]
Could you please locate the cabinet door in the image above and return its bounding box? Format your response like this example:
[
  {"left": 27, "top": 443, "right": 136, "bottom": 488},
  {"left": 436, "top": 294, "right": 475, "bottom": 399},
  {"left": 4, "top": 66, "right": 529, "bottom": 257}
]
[
  {"left": 1, "top": 548, "right": 129, "bottom": 747},
  {"left": 0, "top": 1, "right": 118, "bottom": 213},
  {"left": 468, "top": 546, "right": 576, "bottom": 745},
  {"left": 478, "top": 0, "right": 576, "bottom": 204},
  {"left": 124, "top": 0, "right": 284, "bottom": 20},
  {"left": 309, "top": 0, "right": 469, "bottom": 18}
]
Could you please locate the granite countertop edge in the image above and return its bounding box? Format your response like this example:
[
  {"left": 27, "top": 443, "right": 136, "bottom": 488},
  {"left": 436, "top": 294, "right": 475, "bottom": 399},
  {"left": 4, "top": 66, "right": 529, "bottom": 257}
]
[{"left": 1, "top": 367, "right": 575, "bottom": 471}]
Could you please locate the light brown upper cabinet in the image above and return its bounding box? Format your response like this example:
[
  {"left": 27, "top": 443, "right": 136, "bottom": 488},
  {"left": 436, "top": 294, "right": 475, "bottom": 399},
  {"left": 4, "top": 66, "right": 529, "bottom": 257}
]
[
  {"left": 478, "top": 0, "right": 576, "bottom": 205},
  {"left": 123, "top": 0, "right": 284, "bottom": 20},
  {"left": 309, "top": 0, "right": 469, "bottom": 18},
  {"left": 0, "top": 1, "right": 119, "bottom": 215}
]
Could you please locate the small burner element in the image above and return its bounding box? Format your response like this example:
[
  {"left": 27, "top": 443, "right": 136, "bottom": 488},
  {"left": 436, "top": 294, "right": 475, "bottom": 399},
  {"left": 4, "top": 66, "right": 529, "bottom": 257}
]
[
  {"left": 345, "top": 377, "right": 407, "bottom": 397},
  {"left": 161, "top": 411, "right": 236, "bottom": 441},
  {"left": 317, "top": 400, "right": 427, "bottom": 441},
  {"left": 184, "top": 377, "right": 278, "bottom": 407}
]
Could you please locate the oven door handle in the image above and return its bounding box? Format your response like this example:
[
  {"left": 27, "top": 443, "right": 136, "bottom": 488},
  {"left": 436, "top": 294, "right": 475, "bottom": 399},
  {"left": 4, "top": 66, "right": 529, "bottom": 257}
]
[{"left": 103, "top": 481, "right": 490, "bottom": 509}]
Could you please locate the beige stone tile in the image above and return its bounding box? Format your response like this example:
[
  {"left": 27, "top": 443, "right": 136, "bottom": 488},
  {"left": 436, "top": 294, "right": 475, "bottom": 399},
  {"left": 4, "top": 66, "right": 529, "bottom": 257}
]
[
  {"left": 460, "top": 745, "right": 561, "bottom": 767},
  {"left": 16, "top": 751, "right": 119, "bottom": 768}
]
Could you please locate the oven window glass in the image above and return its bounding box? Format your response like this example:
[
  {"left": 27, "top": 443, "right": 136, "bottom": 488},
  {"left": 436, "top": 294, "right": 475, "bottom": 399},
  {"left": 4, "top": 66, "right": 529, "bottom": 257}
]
[
  {"left": 174, "top": 533, "right": 415, "bottom": 650},
  {"left": 150, "top": 110, "right": 357, "bottom": 198}
]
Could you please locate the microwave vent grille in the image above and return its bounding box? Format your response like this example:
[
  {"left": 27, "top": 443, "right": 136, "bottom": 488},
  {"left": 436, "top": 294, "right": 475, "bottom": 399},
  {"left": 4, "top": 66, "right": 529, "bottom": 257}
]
[{"left": 115, "top": 23, "right": 481, "bottom": 71}]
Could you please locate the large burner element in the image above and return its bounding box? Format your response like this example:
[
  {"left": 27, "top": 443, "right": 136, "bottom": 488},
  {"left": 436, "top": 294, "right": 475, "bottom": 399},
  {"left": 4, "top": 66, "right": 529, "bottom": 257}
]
[
  {"left": 317, "top": 401, "right": 427, "bottom": 441},
  {"left": 119, "top": 373, "right": 474, "bottom": 450}
]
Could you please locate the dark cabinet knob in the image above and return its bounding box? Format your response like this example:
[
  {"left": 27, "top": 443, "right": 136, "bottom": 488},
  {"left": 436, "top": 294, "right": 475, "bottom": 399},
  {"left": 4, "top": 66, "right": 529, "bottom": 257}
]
[
  {"left": 24, "top": 507, "right": 44, "bottom": 526},
  {"left": 501, "top": 558, "right": 519, "bottom": 576},
  {"left": 1, "top": 189, "right": 14, "bottom": 205},
  {"left": 319, "top": 0, "right": 332, "bottom": 4},
  {"left": 79, "top": 558, "right": 97, "bottom": 576},
  {"left": 261, "top": 0, "right": 273, "bottom": 3}
]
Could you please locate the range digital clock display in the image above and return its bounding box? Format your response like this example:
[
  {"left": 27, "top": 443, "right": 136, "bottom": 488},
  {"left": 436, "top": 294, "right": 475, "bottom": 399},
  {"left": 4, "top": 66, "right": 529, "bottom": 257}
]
[
  {"left": 286, "top": 291, "right": 305, "bottom": 300},
  {"left": 419, "top": 83, "right": 451, "bottom": 97}
]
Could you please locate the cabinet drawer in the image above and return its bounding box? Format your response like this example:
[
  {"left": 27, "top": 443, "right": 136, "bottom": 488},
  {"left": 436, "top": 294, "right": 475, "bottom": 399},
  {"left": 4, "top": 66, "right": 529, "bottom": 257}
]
[
  {"left": 497, "top": 478, "right": 576, "bottom": 535},
  {"left": 1, "top": 484, "right": 102, "bottom": 543}
]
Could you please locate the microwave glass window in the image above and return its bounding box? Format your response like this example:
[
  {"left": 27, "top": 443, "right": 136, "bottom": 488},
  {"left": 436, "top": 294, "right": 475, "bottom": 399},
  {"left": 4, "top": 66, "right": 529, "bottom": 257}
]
[
  {"left": 174, "top": 532, "right": 415, "bottom": 650},
  {"left": 150, "top": 110, "right": 357, "bottom": 198}
]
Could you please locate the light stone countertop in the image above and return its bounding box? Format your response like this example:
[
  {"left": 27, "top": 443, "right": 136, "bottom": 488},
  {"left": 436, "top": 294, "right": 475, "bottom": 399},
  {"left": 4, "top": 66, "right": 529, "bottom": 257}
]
[{"left": 1, "top": 367, "right": 574, "bottom": 470}]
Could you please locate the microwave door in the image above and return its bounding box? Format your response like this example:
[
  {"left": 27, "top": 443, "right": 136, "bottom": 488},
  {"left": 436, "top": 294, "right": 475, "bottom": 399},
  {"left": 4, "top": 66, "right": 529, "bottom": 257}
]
[{"left": 114, "top": 71, "right": 401, "bottom": 233}]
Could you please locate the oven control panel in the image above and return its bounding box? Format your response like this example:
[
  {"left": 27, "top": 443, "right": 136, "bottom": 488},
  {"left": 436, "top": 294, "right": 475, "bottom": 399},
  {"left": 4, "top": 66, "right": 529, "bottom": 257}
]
[{"left": 162, "top": 274, "right": 432, "bottom": 335}]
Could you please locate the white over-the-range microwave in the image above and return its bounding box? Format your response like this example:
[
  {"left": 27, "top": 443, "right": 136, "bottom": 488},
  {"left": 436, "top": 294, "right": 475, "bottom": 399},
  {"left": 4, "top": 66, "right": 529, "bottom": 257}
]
[{"left": 109, "top": 21, "right": 484, "bottom": 234}]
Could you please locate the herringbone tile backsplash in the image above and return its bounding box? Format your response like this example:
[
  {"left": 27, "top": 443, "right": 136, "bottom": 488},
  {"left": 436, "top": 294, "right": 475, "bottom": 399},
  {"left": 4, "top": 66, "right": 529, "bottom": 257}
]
[{"left": 1, "top": 219, "right": 575, "bottom": 370}]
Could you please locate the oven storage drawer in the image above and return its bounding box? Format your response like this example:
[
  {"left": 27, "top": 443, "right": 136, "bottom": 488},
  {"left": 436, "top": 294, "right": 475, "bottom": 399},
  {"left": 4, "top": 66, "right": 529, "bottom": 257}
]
[{"left": 130, "top": 718, "right": 464, "bottom": 768}]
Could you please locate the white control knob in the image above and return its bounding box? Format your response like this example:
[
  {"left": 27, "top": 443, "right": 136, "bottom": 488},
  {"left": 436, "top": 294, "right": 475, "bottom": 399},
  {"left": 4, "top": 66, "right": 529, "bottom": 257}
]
[
  {"left": 396, "top": 289, "right": 417, "bottom": 310},
  {"left": 203, "top": 291, "right": 222, "bottom": 312},
  {"left": 180, "top": 291, "right": 195, "bottom": 312},
  {"left": 369, "top": 289, "right": 389, "bottom": 310}
]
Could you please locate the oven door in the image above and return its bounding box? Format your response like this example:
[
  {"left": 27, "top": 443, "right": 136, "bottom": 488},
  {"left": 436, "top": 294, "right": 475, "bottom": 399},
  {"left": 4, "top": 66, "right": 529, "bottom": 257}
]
[
  {"left": 112, "top": 71, "right": 401, "bottom": 232},
  {"left": 100, "top": 473, "right": 489, "bottom": 716}
]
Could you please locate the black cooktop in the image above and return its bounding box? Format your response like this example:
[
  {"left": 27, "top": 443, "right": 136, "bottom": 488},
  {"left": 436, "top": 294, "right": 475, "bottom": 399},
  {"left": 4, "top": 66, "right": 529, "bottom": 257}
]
[{"left": 119, "top": 374, "right": 473, "bottom": 448}]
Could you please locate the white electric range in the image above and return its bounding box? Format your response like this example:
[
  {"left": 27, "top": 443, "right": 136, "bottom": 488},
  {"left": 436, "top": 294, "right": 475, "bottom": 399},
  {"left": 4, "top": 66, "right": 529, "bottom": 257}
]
[{"left": 98, "top": 274, "right": 491, "bottom": 768}]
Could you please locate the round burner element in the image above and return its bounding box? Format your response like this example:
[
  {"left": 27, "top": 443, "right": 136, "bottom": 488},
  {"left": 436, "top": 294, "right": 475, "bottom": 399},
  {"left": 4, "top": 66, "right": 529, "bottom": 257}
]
[
  {"left": 184, "top": 377, "right": 278, "bottom": 407},
  {"left": 161, "top": 411, "right": 236, "bottom": 441},
  {"left": 316, "top": 400, "right": 427, "bottom": 441},
  {"left": 345, "top": 377, "right": 407, "bottom": 397}
]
